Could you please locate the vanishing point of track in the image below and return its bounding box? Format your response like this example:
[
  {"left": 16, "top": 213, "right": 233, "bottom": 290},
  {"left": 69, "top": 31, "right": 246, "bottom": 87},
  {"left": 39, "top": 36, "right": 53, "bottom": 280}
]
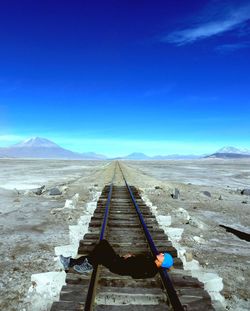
[{"left": 51, "top": 162, "right": 214, "bottom": 311}]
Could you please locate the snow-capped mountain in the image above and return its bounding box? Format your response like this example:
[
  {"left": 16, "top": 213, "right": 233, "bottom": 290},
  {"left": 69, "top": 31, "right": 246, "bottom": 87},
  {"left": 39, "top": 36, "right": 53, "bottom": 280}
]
[
  {"left": 14, "top": 137, "right": 59, "bottom": 148},
  {"left": 216, "top": 146, "right": 250, "bottom": 155},
  {"left": 0, "top": 137, "right": 107, "bottom": 160},
  {"left": 206, "top": 146, "right": 250, "bottom": 158}
]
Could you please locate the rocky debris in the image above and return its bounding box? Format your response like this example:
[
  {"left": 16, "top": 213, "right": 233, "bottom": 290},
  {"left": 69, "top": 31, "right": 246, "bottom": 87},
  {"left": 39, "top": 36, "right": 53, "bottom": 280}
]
[
  {"left": 64, "top": 193, "right": 79, "bottom": 209},
  {"left": 155, "top": 185, "right": 162, "bottom": 190},
  {"left": 241, "top": 188, "right": 250, "bottom": 195},
  {"left": 61, "top": 185, "right": 69, "bottom": 192},
  {"left": 174, "top": 207, "right": 190, "bottom": 223},
  {"left": 202, "top": 191, "right": 211, "bottom": 197},
  {"left": 50, "top": 193, "right": 80, "bottom": 215},
  {"left": 185, "top": 252, "right": 193, "bottom": 262},
  {"left": 193, "top": 236, "right": 205, "bottom": 244},
  {"left": 188, "top": 217, "right": 205, "bottom": 229},
  {"left": 49, "top": 187, "right": 62, "bottom": 196},
  {"left": 34, "top": 185, "right": 45, "bottom": 195},
  {"left": 13, "top": 188, "right": 21, "bottom": 195},
  {"left": 171, "top": 188, "right": 180, "bottom": 199},
  {"left": 241, "top": 200, "right": 248, "bottom": 204},
  {"left": 50, "top": 207, "right": 61, "bottom": 215}
]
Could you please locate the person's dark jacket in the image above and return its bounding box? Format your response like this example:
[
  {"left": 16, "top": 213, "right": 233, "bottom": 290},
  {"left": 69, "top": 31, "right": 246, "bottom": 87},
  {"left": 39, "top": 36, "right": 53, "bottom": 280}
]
[
  {"left": 110, "top": 254, "right": 159, "bottom": 279},
  {"left": 74, "top": 239, "right": 159, "bottom": 279}
]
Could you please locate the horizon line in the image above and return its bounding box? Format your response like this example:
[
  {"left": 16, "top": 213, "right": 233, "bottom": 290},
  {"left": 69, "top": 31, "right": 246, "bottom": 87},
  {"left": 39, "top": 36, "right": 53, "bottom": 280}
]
[{"left": 1, "top": 135, "right": 250, "bottom": 158}]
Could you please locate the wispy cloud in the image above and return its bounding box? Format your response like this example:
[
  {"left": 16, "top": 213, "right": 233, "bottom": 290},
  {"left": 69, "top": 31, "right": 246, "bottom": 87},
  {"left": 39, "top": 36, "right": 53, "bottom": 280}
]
[{"left": 163, "top": 4, "right": 250, "bottom": 45}]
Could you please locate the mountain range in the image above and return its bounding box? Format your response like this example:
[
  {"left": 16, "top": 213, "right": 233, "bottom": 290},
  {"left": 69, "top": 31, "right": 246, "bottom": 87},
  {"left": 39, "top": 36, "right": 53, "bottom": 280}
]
[
  {"left": 118, "top": 152, "right": 202, "bottom": 160},
  {"left": 0, "top": 137, "right": 250, "bottom": 160}
]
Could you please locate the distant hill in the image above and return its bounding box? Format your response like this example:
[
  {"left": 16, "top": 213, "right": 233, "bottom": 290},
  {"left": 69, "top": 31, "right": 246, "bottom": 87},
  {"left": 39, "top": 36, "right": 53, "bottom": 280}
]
[
  {"left": 0, "top": 137, "right": 107, "bottom": 160},
  {"left": 79, "top": 152, "right": 107, "bottom": 160},
  {"left": 206, "top": 146, "right": 250, "bottom": 159},
  {"left": 120, "top": 152, "right": 202, "bottom": 160},
  {"left": 2, "top": 139, "right": 248, "bottom": 161},
  {"left": 123, "top": 152, "right": 151, "bottom": 160},
  {"left": 152, "top": 154, "right": 202, "bottom": 160}
]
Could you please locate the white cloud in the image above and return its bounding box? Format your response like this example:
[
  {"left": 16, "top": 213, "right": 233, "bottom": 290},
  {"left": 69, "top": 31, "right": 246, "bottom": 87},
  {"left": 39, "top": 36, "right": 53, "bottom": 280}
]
[{"left": 164, "top": 4, "right": 250, "bottom": 45}]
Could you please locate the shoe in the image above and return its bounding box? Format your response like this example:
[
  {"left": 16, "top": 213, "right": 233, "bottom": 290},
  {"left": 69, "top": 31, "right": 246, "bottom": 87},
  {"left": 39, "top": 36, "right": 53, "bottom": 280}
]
[
  {"left": 59, "top": 255, "right": 71, "bottom": 270},
  {"left": 73, "top": 258, "right": 93, "bottom": 274}
]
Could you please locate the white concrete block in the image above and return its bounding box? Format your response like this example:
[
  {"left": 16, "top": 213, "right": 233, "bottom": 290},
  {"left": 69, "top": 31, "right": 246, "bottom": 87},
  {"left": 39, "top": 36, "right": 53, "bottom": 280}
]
[
  {"left": 27, "top": 271, "right": 66, "bottom": 311},
  {"left": 72, "top": 193, "right": 79, "bottom": 206},
  {"left": 184, "top": 259, "right": 200, "bottom": 270},
  {"left": 157, "top": 215, "right": 172, "bottom": 227},
  {"left": 191, "top": 271, "right": 224, "bottom": 303},
  {"left": 64, "top": 199, "right": 74, "bottom": 209},
  {"left": 164, "top": 227, "right": 184, "bottom": 241},
  {"left": 30, "top": 271, "right": 66, "bottom": 294},
  {"left": 54, "top": 244, "right": 78, "bottom": 258},
  {"left": 86, "top": 201, "right": 97, "bottom": 213}
]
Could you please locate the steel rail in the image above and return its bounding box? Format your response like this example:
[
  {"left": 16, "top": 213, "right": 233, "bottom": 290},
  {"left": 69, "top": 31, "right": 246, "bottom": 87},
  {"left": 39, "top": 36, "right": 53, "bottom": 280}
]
[
  {"left": 118, "top": 162, "right": 184, "bottom": 311},
  {"left": 84, "top": 163, "right": 117, "bottom": 311}
]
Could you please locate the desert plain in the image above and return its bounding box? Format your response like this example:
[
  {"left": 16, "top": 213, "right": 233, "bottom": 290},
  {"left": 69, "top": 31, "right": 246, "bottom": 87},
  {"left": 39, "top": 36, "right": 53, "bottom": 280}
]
[{"left": 0, "top": 158, "right": 249, "bottom": 311}]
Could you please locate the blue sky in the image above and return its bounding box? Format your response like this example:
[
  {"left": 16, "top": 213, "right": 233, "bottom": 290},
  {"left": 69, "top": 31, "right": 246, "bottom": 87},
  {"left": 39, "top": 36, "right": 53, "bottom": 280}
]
[{"left": 0, "top": 0, "right": 250, "bottom": 156}]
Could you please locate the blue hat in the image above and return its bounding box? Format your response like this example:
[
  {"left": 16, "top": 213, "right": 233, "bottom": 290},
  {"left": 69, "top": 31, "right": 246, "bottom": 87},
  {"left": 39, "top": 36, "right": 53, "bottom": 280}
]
[{"left": 161, "top": 253, "right": 174, "bottom": 269}]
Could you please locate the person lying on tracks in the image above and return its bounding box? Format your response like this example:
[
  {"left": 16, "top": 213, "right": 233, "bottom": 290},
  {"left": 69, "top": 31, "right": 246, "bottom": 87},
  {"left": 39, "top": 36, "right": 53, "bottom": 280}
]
[{"left": 60, "top": 239, "right": 174, "bottom": 279}]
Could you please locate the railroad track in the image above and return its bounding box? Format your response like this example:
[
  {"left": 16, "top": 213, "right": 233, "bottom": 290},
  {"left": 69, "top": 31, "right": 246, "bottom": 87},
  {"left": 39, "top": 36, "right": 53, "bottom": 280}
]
[{"left": 51, "top": 162, "right": 214, "bottom": 311}]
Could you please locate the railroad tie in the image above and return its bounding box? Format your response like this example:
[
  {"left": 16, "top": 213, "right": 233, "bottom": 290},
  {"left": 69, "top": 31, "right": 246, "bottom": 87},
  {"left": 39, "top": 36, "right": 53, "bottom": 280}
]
[{"left": 51, "top": 167, "right": 214, "bottom": 311}]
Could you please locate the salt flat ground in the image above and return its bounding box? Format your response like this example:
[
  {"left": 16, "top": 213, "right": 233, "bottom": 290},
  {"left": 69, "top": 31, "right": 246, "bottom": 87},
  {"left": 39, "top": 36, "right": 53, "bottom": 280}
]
[
  {"left": 0, "top": 159, "right": 112, "bottom": 311},
  {"left": 126, "top": 159, "right": 250, "bottom": 310},
  {"left": 0, "top": 158, "right": 249, "bottom": 310}
]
